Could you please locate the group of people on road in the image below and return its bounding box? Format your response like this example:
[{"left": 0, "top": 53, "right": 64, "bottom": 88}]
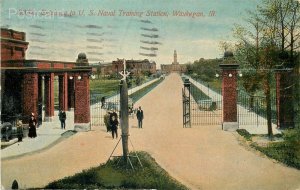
[
  {"left": 103, "top": 106, "right": 144, "bottom": 139},
  {"left": 25, "top": 109, "right": 67, "bottom": 140},
  {"left": 104, "top": 110, "right": 119, "bottom": 139}
]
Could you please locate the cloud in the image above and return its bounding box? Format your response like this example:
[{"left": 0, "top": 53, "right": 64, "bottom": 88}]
[
  {"left": 104, "top": 38, "right": 118, "bottom": 42},
  {"left": 191, "top": 39, "right": 220, "bottom": 46},
  {"left": 30, "top": 32, "right": 47, "bottom": 37},
  {"left": 86, "top": 32, "right": 105, "bottom": 36},
  {"left": 87, "top": 45, "right": 103, "bottom": 49},
  {"left": 29, "top": 25, "right": 44, "bottom": 29},
  {"left": 29, "top": 52, "right": 47, "bottom": 56},
  {"left": 1, "top": 24, "right": 10, "bottom": 28},
  {"left": 140, "top": 46, "right": 158, "bottom": 51},
  {"left": 140, "top": 27, "right": 159, "bottom": 32},
  {"left": 141, "top": 34, "right": 159, "bottom": 38},
  {"left": 30, "top": 45, "right": 46, "bottom": 50},
  {"left": 140, "top": 20, "right": 152, "bottom": 24},
  {"left": 104, "top": 44, "right": 118, "bottom": 47},
  {"left": 107, "top": 25, "right": 118, "bottom": 29},
  {"left": 139, "top": 52, "right": 157, "bottom": 57},
  {"left": 86, "top": 38, "right": 104, "bottom": 42},
  {"left": 30, "top": 39, "right": 46, "bottom": 43},
  {"left": 140, "top": 40, "right": 162, "bottom": 45},
  {"left": 84, "top": 24, "right": 102, "bottom": 29},
  {"left": 87, "top": 52, "right": 104, "bottom": 55},
  {"left": 88, "top": 58, "right": 105, "bottom": 62}
]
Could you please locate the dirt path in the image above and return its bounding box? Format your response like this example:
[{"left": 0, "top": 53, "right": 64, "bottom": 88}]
[
  {"left": 129, "top": 73, "right": 300, "bottom": 190},
  {"left": 2, "top": 73, "right": 300, "bottom": 190}
]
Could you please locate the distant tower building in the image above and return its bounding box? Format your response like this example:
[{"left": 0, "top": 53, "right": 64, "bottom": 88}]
[
  {"left": 161, "top": 49, "right": 186, "bottom": 74},
  {"left": 173, "top": 50, "right": 179, "bottom": 64}
]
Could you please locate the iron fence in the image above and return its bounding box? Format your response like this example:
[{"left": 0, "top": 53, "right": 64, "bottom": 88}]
[
  {"left": 90, "top": 94, "right": 120, "bottom": 127},
  {"left": 237, "top": 90, "right": 277, "bottom": 126}
]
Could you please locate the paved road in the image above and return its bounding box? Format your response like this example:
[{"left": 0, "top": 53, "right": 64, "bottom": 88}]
[
  {"left": 130, "top": 73, "right": 300, "bottom": 190},
  {"left": 2, "top": 73, "right": 300, "bottom": 190}
]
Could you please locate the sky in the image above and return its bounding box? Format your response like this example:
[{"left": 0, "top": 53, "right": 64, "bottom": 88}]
[{"left": 1, "top": 0, "right": 260, "bottom": 67}]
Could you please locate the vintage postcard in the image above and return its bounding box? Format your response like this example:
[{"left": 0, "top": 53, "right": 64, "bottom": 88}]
[{"left": 1, "top": 0, "right": 300, "bottom": 189}]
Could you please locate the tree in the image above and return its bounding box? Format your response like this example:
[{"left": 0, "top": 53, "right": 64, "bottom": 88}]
[
  {"left": 260, "top": 0, "right": 300, "bottom": 129},
  {"left": 232, "top": 0, "right": 300, "bottom": 138}
]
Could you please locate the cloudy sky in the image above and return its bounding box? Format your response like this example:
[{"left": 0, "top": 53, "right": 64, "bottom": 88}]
[{"left": 1, "top": 0, "right": 260, "bottom": 67}]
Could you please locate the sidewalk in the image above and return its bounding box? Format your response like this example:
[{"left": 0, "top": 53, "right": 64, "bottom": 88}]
[
  {"left": 1, "top": 111, "right": 75, "bottom": 160},
  {"left": 1, "top": 78, "right": 160, "bottom": 160}
]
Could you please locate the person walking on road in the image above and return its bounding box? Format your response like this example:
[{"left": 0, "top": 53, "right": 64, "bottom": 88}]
[
  {"left": 110, "top": 115, "right": 119, "bottom": 139},
  {"left": 101, "top": 96, "right": 106, "bottom": 108},
  {"left": 104, "top": 110, "right": 111, "bottom": 132},
  {"left": 59, "top": 110, "right": 66, "bottom": 129},
  {"left": 16, "top": 119, "right": 23, "bottom": 142},
  {"left": 136, "top": 106, "right": 144, "bottom": 128},
  {"left": 28, "top": 113, "right": 37, "bottom": 138}
]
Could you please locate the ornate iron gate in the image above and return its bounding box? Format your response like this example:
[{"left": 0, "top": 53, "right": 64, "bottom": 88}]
[
  {"left": 90, "top": 94, "right": 120, "bottom": 127},
  {"left": 183, "top": 77, "right": 222, "bottom": 126}
]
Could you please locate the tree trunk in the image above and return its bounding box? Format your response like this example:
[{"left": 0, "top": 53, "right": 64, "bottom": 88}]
[
  {"left": 295, "top": 55, "right": 300, "bottom": 129},
  {"left": 264, "top": 72, "right": 273, "bottom": 139}
]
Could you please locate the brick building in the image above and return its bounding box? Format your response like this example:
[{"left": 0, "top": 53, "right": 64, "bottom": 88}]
[
  {"left": 1, "top": 28, "right": 92, "bottom": 131},
  {"left": 92, "top": 59, "right": 156, "bottom": 76},
  {"left": 161, "top": 50, "right": 187, "bottom": 73}
]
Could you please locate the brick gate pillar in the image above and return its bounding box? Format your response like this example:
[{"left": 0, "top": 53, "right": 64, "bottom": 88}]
[
  {"left": 68, "top": 77, "right": 75, "bottom": 110},
  {"left": 219, "top": 52, "right": 239, "bottom": 131},
  {"left": 74, "top": 73, "right": 90, "bottom": 131},
  {"left": 44, "top": 73, "right": 54, "bottom": 121},
  {"left": 22, "top": 73, "right": 38, "bottom": 124},
  {"left": 59, "top": 73, "right": 68, "bottom": 111}
]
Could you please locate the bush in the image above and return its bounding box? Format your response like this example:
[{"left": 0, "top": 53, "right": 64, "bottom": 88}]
[
  {"left": 236, "top": 129, "right": 252, "bottom": 141},
  {"left": 251, "top": 129, "right": 300, "bottom": 169},
  {"left": 45, "top": 151, "right": 188, "bottom": 190}
]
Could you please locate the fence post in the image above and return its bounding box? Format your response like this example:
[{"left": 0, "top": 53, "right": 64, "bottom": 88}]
[
  {"left": 219, "top": 51, "right": 239, "bottom": 131},
  {"left": 183, "top": 79, "right": 191, "bottom": 128}
]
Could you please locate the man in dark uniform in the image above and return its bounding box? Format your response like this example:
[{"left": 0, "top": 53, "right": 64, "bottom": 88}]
[
  {"left": 101, "top": 96, "right": 106, "bottom": 108},
  {"left": 110, "top": 115, "right": 119, "bottom": 139},
  {"left": 136, "top": 106, "right": 144, "bottom": 128},
  {"left": 59, "top": 110, "right": 66, "bottom": 129}
]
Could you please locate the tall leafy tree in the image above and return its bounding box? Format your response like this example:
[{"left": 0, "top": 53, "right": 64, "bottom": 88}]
[{"left": 233, "top": 0, "right": 299, "bottom": 137}]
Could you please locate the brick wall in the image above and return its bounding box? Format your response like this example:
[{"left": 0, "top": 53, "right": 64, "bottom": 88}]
[
  {"left": 220, "top": 66, "right": 238, "bottom": 123},
  {"left": 74, "top": 74, "right": 90, "bottom": 123},
  {"left": 44, "top": 73, "right": 54, "bottom": 118},
  {"left": 59, "top": 73, "right": 68, "bottom": 111},
  {"left": 22, "top": 73, "right": 38, "bottom": 123},
  {"left": 1, "top": 28, "right": 28, "bottom": 61}
]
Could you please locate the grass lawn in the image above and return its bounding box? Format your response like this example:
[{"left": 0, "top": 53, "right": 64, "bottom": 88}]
[
  {"left": 45, "top": 151, "right": 188, "bottom": 190},
  {"left": 90, "top": 79, "right": 120, "bottom": 97},
  {"left": 237, "top": 129, "right": 300, "bottom": 170},
  {"left": 129, "top": 78, "right": 164, "bottom": 103},
  {"left": 54, "top": 79, "right": 120, "bottom": 107}
]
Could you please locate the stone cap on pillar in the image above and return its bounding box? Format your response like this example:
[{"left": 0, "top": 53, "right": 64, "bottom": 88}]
[
  {"left": 76, "top": 52, "right": 89, "bottom": 66},
  {"left": 219, "top": 64, "right": 239, "bottom": 70},
  {"left": 222, "top": 51, "right": 237, "bottom": 65},
  {"left": 184, "top": 78, "right": 190, "bottom": 87}
]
